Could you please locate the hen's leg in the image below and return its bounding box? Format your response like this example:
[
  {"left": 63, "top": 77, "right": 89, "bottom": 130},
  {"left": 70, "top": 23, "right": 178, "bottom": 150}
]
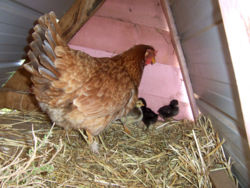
[
  {"left": 62, "top": 127, "right": 72, "bottom": 143},
  {"left": 123, "top": 125, "right": 131, "bottom": 135},
  {"left": 86, "top": 130, "right": 99, "bottom": 153},
  {"left": 65, "top": 129, "right": 72, "bottom": 143},
  {"left": 118, "top": 119, "right": 131, "bottom": 135}
]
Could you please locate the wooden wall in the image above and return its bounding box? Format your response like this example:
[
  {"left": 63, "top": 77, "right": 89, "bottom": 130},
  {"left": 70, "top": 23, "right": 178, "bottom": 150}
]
[{"left": 170, "top": 0, "right": 250, "bottom": 187}]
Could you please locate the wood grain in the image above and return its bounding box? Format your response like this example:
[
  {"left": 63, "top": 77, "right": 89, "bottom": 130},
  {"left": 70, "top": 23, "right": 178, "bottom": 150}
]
[{"left": 59, "top": 0, "right": 105, "bottom": 42}]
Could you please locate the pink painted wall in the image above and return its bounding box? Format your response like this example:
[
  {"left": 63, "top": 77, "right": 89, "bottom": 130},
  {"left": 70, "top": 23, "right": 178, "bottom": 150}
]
[
  {"left": 69, "top": 0, "right": 193, "bottom": 120},
  {"left": 139, "top": 63, "right": 193, "bottom": 120}
]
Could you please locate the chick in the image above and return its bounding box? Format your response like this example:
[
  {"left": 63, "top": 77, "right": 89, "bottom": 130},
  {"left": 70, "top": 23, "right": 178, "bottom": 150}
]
[
  {"left": 138, "top": 98, "right": 158, "bottom": 130},
  {"left": 119, "top": 100, "right": 144, "bottom": 126},
  {"left": 112, "top": 99, "right": 144, "bottom": 134},
  {"left": 157, "top": 99, "right": 179, "bottom": 120}
]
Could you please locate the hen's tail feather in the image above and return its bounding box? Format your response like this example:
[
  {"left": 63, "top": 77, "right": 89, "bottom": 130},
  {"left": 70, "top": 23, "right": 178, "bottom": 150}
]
[
  {"left": 43, "top": 40, "right": 56, "bottom": 61},
  {"left": 24, "top": 11, "right": 65, "bottom": 84}
]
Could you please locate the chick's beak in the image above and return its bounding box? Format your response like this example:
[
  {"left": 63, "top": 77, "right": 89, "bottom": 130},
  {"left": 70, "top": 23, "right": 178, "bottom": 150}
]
[
  {"left": 136, "top": 101, "right": 144, "bottom": 108},
  {"left": 151, "top": 57, "right": 156, "bottom": 64}
]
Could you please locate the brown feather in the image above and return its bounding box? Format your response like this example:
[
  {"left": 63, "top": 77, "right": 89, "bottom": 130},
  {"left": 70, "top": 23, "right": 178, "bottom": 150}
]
[{"left": 43, "top": 40, "right": 56, "bottom": 61}]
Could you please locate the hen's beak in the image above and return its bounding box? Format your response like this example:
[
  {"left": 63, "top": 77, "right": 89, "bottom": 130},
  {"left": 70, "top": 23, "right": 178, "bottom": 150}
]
[{"left": 151, "top": 57, "right": 156, "bottom": 64}]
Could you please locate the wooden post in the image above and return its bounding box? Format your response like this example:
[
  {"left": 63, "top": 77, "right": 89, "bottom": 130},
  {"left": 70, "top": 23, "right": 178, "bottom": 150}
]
[{"left": 160, "top": 0, "right": 199, "bottom": 120}]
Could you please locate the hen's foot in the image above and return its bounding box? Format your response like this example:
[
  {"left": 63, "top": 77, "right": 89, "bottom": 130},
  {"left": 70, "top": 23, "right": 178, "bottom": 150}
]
[
  {"left": 117, "top": 119, "right": 131, "bottom": 135},
  {"left": 86, "top": 130, "right": 99, "bottom": 154},
  {"left": 78, "top": 129, "right": 99, "bottom": 154},
  {"left": 63, "top": 129, "right": 72, "bottom": 143},
  {"left": 123, "top": 125, "right": 131, "bottom": 135}
]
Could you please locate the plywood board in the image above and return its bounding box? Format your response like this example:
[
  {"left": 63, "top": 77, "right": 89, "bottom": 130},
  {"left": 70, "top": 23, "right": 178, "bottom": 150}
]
[{"left": 210, "top": 169, "right": 236, "bottom": 188}]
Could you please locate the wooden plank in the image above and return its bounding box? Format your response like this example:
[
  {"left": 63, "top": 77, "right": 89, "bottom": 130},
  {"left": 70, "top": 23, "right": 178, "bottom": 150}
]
[
  {"left": 189, "top": 74, "right": 236, "bottom": 99},
  {"left": 0, "top": 0, "right": 41, "bottom": 28},
  {"left": 218, "top": 0, "right": 250, "bottom": 147},
  {"left": 209, "top": 169, "right": 236, "bottom": 188},
  {"left": 0, "top": 52, "right": 25, "bottom": 62},
  {"left": 0, "top": 23, "right": 29, "bottom": 36},
  {"left": 182, "top": 24, "right": 234, "bottom": 84},
  {"left": 0, "top": 33, "right": 27, "bottom": 46},
  {"left": 190, "top": 75, "right": 242, "bottom": 121},
  {"left": 59, "top": 0, "right": 105, "bottom": 42},
  {"left": 95, "top": 0, "right": 169, "bottom": 31},
  {"left": 196, "top": 88, "right": 239, "bottom": 120},
  {"left": 15, "top": 0, "right": 75, "bottom": 18},
  {"left": 0, "top": 44, "right": 26, "bottom": 53},
  {"left": 160, "top": 0, "right": 199, "bottom": 119},
  {"left": 171, "top": 0, "right": 221, "bottom": 39},
  {"left": 182, "top": 23, "right": 231, "bottom": 65}
]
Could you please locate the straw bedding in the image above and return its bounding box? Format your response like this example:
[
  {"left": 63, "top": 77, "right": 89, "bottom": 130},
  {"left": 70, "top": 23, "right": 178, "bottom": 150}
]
[{"left": 0, "top": 109, "right": 237, "bottom": 187}]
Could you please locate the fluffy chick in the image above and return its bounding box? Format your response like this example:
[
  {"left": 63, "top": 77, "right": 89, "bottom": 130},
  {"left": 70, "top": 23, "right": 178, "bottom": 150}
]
[
  {"left": 114, "top": 100, "right": 144, "bottom": 127},
  {"left": 158, "top": 99, "right": 179, "bottom": 120},
  {"left": 122, "top": 100, "right": 144, "bottom": 125},
  {"left": 138, "top": 98, "right": 158, "bottom": 130}
]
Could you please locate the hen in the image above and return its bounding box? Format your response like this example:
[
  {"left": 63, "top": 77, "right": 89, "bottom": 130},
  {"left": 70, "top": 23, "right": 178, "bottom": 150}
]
[{"left": 23, "top": 12, "right": 156, "bottom": 152}]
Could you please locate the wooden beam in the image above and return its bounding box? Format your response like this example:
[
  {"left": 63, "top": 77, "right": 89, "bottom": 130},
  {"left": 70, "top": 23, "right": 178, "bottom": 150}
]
[
  {"left": 160, "top": 0, "right": 199, "bottom": 120},
  {"left": 218, "top": 0, "right": 250, "bottom": 147},
  {"left": 59, "top": 0, "right": 105, "bottom": 42},
  {"left": 0, "top": 0, "right": 105, "bottom": 111}
]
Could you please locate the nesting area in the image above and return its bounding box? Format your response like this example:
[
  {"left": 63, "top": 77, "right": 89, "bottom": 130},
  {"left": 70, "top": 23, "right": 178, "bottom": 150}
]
[{"left": 0, "top": 109, "right": 236, "bottom": 187}]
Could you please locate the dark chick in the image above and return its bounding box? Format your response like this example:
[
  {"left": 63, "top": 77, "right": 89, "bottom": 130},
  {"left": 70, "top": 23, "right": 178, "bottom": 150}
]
[
  {"left": 158, "top": 99, "right": 179, "bottom": 120},
  {"left": 138, "top": 98, "right": 158, "bottom": 130}
]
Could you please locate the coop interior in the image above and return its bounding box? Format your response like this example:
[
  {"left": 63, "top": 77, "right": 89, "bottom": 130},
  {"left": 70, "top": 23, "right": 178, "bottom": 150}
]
[{"left": 0, "top": 0, "right": 249, "bottom": 187}]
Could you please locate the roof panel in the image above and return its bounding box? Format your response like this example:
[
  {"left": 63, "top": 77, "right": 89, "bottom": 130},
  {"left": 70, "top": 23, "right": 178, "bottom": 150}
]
[{"left": 14, "top": 0, "right": 75, "bottom": 18}]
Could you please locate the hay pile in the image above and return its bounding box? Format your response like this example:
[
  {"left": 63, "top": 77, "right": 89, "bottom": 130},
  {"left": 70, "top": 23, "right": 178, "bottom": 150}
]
[{"left": 0, "top": 109, "right": 236, "bottom": 187}]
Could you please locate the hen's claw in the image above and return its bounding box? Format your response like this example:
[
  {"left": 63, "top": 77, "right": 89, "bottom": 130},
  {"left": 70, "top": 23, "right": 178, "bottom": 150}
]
[
  {"left": 78, "top": 129, "right": 99, "bottom": 154},
  {"left": 86, "top": 130, "right": 99, "bottom": 154},
  {"left": 90, "top": 140, "right": 99, "bottom": 154}
]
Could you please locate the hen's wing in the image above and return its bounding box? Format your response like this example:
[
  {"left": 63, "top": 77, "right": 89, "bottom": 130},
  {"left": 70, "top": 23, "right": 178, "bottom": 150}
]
[
  {"left": 56, "top": 47, "right": 136, "bottom": 118},
  {"left": 24, "top": 12, "right": 137, "bottom": 133}
]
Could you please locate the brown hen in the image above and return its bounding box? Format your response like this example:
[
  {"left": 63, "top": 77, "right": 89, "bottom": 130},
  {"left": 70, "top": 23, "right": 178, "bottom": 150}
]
[{"left": 24, "top": 12, "right": 156, "bottom": 152}]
